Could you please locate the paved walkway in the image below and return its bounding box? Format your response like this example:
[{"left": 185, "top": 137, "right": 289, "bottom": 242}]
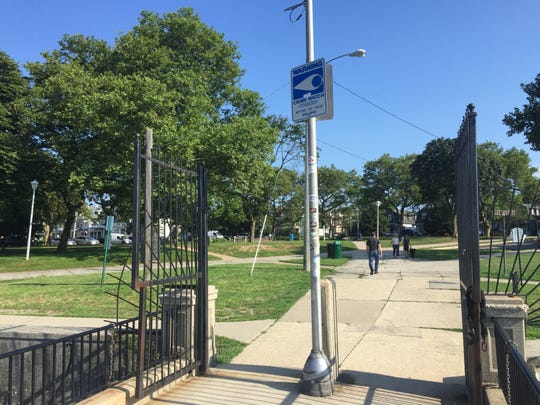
[{"left": 138, "top": 243, "right": 469, "bottom": 404}]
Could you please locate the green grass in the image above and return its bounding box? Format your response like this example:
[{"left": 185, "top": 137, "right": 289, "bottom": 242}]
[
  {"left": 413, "top": 249, "right": 459, "bottom": 260},
  {"left": 0, "top": 271, "right": 139, "bottom": 318},
  {"left": 0, "top": 263, "right": 332, "bottom": 322},
  {"left": 282, "top": 257, "right": 349, "bottom": 267},
  {"left": 215, "top": 336, "right": 247, "bottom": 364},
  {"left": 207, "top": 239, "right": 357, "bottom": 258},
  {"left": 0, "top": 245, "right": 132, "bottom": 272},
  {"left": 210, "top": 263, "right": 332, "bottom": 321}
]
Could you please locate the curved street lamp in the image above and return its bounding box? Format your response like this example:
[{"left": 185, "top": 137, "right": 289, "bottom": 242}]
[
  {"left": 304, "top": 47, "right": 367, "bottom": 270},
  {"left": 25, "top": 180, "right": 39, "bottom": 260},
  {"left": 326, "top": 48, "right": 366, "bottom": 64}
]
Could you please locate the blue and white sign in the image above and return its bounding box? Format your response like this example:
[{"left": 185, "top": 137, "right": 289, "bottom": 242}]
[{"left": 291, "top": 58, "right": 327, "bottom": 122}]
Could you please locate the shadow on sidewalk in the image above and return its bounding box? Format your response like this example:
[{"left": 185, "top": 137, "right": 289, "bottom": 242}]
[{"left": 338, "top": 370, "right": 467, "bottom": 404}]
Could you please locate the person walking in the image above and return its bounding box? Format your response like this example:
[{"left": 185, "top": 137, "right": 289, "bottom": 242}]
[
  {"left": 391, "top": 235, "right": 400, "bottom": 257},
  {"left": 366, "top": 232, "right": 383, "bottom": 275},
  {"left": 403, "top": 234, "right": 410, "bottom": 258}
]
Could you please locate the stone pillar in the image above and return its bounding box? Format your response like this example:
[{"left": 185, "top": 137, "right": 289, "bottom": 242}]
[
  {"left": 160, "top": 289, "right": 196, "bottom": 361},
  {"left": 481, "top": 294, "right": 528, "bottom": 384},
  {"left": 159, "top": 285, "right": 218, "bottom": 367},
  {"left": 321, "top": 279, "right": 338, "bottom": 383},
  {"left": 208, "top": 285, "right": 218, "bottom": 366}
]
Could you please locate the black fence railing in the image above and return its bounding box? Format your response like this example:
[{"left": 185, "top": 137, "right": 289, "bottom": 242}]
[
  {"left": 494, "top": 319, "right": 540, "bottom": 404},
  {"left": 0, "top": 317, "right": 139, "bottom": 405},
  {"left": 455, "top": 103, "right": 483, "bottom": 404}
]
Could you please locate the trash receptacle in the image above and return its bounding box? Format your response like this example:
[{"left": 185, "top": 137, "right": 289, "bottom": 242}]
[
  {"left": 333, "top": 240, "right": 342, "bottom": 259},
  {"left": 327, "top": 243, "right": 334, "bottom": 258}
]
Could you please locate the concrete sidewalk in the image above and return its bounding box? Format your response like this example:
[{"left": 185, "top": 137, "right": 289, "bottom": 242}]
[{"left": 140, "top": 246, "right": 469, "bottom": 404}]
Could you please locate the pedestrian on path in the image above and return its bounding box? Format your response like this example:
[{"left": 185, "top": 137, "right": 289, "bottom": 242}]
[
  {"left": 391, "top": 235, "right": 400, "bottom": 257},
  {"left": 366, "top": 232, "right": 383, "bottom": 275},
  {"left": 403, "top": 234, "right": 410, "bottom": 257}
]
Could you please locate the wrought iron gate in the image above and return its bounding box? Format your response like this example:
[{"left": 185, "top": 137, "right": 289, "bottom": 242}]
[
  {"left": 455, "top": 104, "right": 483, "bottom": 404},
  {"left": 131, "top": 129, "right": 208, "bottom": 399}
]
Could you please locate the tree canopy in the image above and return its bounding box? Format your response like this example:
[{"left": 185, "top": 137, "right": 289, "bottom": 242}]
[
  {"left": 504, "top": 74, "right": 540, "bottom": 151},
  {"left": 16, "top": 8, "right": 283, "bottom": 249},
  {"left": 362, "top": 154, "right": 420, "bottom": 234},
  {"left": 411, "top": 138, "right": 456, "bottom": 236}
]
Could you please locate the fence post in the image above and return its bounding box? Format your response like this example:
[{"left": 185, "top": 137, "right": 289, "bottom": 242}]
[{"left": 481, "top": 294, "right": 528, "bottom": 384}]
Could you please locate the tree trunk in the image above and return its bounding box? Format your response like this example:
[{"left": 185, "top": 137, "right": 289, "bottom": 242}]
[
  {"left": 56, "top": 204, "right": 81, "bottom": 252},
  {"left": 250, "top": 220, "right": 257, "bottom": 243}
]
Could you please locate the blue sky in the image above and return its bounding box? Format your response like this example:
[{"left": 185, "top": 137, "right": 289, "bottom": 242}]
[{"left": 2, "top": 1, "right": 539, "bottom": 173}]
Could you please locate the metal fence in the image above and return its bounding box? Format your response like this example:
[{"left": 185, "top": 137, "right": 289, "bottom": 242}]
[
  {"left": 455, "top": 103, "right": 483, "bottom": 404},
  {"left": 0, "top": 317, "right": 138, "bottom": 404},
  {"left": 131, "top": 129, "right": 208, "bottom": 399},
  {"left": 494, "top": 319, "right": 540, "bottom": 404},
  {"left": 0, "top": 129, "right": 208, "bottom": 403}
]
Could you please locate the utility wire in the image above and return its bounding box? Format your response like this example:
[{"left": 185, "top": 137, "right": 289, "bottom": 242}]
[
  {"left": 284, "top": 1, "right": 305, "bottom": 22},
  {"left": 317, "top": 138, "right": 369, "bottom": 163},
  {"left": 264, "top": 79, "right": 440, "bottom": 140},
  {"left": 333, "top": 80, "right": 439, "bottom": 138}
]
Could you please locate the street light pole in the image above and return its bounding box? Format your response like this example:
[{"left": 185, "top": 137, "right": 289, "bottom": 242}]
[
  {"left": 376, "top": 200, "right": 381, "bottom": 239},
  {"left": 25, "top": 180, "right": 39, "bottom": 261},
  {"left": 356, "top": 208, "right": 359, "bottom": 240},
  {"left": 293, "top": 1, "right": 366, "bottom": 396},
  {"left": 301, "top": 0, "right": 333, "bottom": 397}
]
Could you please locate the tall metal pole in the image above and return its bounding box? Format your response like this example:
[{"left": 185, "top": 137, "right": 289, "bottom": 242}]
[
  {"left": 304, "top": 145, "right": 310, "bottom": 271},
  {"left": 376, "top": 200, "right": 381, "bottom": 239},
  {"left": 356, "top": 208, "right": 359, "bottom": 240},
  {"left": 25, "top": 180, "right": 38, "bottom": 261},
  {"left": 301, "top": 0, "right": 333, "bottom": 396}
]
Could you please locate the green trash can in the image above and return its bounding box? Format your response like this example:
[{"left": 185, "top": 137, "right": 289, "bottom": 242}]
[
  {"left": 326, "top": 243, "right": 334, "bottom": 258},
  {"left": 333, "top": 240, "right": 342, "bottom": 259}
]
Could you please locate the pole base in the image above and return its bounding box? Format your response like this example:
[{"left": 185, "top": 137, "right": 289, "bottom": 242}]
[{"left": 301, "top": 350, "right": 334, "bottom": 396}]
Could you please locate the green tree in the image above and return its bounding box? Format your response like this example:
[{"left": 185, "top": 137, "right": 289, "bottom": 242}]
[
  {"left": 362, "top": 154, "right": 420, "bottom": 234},
  {"left": 477, "top": 142, "right": 505, "bottom": 237},
  {"left": 268, "top": 169, "right": 304, "bottom": 238},
  {"left": 318, "top": 165, "right": 357, "bottom": 237},
  {"left": 411, "top": 138, "right": 456, "bottom": 236},
  {"left": 24, "top": 8, "right": 275, "bottom": 249},
  {"left": 0, "top": 51, "right": 37, "bottom": 237},
  {"left": 503, "top": 74, "right": 540, "bottom": 151}
]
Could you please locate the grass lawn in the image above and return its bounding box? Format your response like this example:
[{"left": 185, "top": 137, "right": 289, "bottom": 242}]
[
  {"left": 207, "top": 239, "right": 357, "bottom": 258},
  {"left": 210, "top": 263, "right": 333, "bottom": 321},
  {"left": 0, "top": 245, "right": 132, "bottom": 273},
  {"left": 0, "top": 263, "right": 330, "bottom": 321}
]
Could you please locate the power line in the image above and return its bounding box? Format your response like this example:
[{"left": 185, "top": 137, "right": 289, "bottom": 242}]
[
  {"left": 264, "top": 80, "right": 440, "bottom": 139},
  {"left": 333, "top": 80, "right": 439, "bottom": 138},
  {"left": 317, "top": 138, "right": 369, "bottom": 163}
]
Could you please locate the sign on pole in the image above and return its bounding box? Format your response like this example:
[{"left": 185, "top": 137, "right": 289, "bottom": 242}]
[{"left": 291, "top": 58, "right": 327, "bottom": 122}]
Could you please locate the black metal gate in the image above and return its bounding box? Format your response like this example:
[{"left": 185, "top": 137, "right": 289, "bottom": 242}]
[
  {"left": 454, "top": 104, "right": 483, "bottom": 404},
  {"left": 131, "top": 129, "right": 208, "bottom": 399}
]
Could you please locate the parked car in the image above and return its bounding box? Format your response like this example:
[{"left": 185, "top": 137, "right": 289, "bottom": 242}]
[
  {"left": 110, "top": 233, "right": 132, "bottom": 245},
  {"left": 208, "top": 230, "right": 224, "bottom": 241},
  {"left": 402, "top": 228, "right": 421, "bottom": 236},
  {"left": 74, "top": 236, "right": 100, "bottom": 245},
  {"left": 4, "top": 235, "right": 26, "bottom": 246},
  {"left": 51, "top": 238, "right": 77, "bottom": 246}
]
